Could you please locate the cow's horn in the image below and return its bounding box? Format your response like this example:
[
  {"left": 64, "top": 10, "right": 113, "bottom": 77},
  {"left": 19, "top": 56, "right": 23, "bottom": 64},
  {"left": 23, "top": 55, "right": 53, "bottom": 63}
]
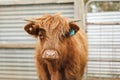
[
  {"left": 69, "top": 19, "right": 81, "bottom": 23},
  {"left": 24, "top": 19, "right": 37, "bottom": 23}
]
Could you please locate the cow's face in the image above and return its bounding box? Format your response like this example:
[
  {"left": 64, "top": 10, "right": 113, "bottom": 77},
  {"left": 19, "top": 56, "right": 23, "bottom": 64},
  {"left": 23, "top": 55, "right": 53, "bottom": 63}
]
[{"left": 24, "top": 14, "right": 79, "bottom": 60}]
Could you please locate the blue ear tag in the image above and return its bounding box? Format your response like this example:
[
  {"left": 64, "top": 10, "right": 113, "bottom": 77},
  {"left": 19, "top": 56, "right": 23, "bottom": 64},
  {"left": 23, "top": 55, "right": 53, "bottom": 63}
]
[{"left": 69, "top": 29, "right": 75, "bottom": 36}]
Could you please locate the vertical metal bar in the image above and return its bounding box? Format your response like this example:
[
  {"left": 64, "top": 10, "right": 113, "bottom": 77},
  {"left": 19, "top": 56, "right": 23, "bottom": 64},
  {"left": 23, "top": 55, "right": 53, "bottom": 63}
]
[{"left": 74, "top": 0, "right": 85, "bottom": 29}]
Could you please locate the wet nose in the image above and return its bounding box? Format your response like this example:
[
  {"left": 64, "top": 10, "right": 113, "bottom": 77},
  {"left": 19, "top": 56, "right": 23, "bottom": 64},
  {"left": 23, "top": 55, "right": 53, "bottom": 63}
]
[{"left": 42, "top": 50, "right": 59, "bottom": 59}]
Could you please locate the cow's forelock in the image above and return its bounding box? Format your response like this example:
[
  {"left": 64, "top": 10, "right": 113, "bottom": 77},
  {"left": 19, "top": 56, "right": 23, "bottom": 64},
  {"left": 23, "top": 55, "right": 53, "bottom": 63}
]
[{"left": 36, "top": 14, "right": 70, "bottom": 38}]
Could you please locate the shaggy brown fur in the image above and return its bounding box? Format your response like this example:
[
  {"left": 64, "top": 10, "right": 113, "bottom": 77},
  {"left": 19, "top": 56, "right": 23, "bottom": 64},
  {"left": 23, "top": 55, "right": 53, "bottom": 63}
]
[{"left": 24, "top": 13, "right": 88, "bottom": 80}]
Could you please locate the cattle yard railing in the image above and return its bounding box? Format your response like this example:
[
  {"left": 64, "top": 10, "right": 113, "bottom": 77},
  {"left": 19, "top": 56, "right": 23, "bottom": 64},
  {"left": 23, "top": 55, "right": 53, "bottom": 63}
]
[{"left": 85, "top": 0, "right": 120, "bottom": 80}]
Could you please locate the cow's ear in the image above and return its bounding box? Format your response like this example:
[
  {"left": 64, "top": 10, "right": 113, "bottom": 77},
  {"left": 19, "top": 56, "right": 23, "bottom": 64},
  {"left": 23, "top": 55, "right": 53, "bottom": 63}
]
[
  {"left": 24, "top": 22, "right": 39, "bottom": 37},
  {"left": 69, "top": 23, "right": 80, "bottom": 36}
]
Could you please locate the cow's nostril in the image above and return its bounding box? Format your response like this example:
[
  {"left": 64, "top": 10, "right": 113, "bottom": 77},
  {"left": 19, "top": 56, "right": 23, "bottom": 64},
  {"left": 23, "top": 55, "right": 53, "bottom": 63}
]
[{"left": 42, "top": 50, "right": 59, "bottom": 59}]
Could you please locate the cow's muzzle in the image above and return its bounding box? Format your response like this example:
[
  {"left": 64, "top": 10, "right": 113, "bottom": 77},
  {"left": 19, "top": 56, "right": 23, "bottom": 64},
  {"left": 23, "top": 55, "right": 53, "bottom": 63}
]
[{"left": 42, "top": 50, "right": 59, "bottom": 60}]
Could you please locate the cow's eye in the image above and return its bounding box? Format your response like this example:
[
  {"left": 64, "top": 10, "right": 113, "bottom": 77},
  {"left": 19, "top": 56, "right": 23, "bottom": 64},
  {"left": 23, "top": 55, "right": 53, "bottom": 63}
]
[{"left": 38, "top": 29, "right": 46, "bottom": 40}]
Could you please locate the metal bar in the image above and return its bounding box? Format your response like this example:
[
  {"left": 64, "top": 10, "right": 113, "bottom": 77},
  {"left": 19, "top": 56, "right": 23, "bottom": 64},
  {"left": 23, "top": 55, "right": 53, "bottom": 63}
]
[
  {"left": 89, "top": 59, "right": 120, "bottom": 62},
  {"left": 87, "top": 66, "right": 120, "bottom": 69},
  {"left": 0, "top": 43, "right": 35, "bottom": 48},
  {"left": 0, "top": 0, "right": 74, "bottom": 5},
  {"left": 87, "top": 78, "right": 120, "bottom": 80},
  {"left": 87, "top": 22, "right": 120, "bottom": 25}
]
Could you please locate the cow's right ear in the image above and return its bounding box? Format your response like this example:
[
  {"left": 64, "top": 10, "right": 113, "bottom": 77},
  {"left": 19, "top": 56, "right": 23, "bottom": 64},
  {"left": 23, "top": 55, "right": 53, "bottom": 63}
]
[{"left": 24, "top": 22, "right": 39, "bottom": 37}]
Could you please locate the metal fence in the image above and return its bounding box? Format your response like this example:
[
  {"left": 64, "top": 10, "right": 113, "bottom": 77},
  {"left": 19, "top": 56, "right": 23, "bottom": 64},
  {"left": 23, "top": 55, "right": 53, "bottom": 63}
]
[{"left": 85, "top": 0, "right": 120, "bottom": 80}]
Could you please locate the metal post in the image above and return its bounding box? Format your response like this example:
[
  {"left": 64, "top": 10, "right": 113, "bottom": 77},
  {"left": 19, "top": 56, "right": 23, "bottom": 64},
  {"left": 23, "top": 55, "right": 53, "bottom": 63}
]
[{"left": 74, "top": 0, "right": 85, "bottom": 30}]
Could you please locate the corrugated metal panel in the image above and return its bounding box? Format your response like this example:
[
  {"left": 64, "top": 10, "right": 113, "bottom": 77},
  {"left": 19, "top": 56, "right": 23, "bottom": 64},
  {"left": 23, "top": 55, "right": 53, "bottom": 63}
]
[
  {"left": 0, "top": 49, "right": 37, "bottom": 80},
  {"left": 87, "top": 12, "right": 120, "bottom": 80},
  {"left": 0, "top": 3, "right": 74, "bottom": 80},
  {"left": 0, "top": 3, "right": 74, "bottom": 43},
  {"left": 87, "top": 12, "right": 120, "bottom": 22}
]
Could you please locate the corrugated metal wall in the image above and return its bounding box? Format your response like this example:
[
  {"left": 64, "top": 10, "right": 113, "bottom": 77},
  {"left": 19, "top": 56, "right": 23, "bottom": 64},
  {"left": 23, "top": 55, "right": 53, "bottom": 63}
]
[
  {"left": 0, "top": 3, "right": 74, "bottom": 43},
  {"left": 0, "top": 3, "right": 74, "bottom": 80},
  {"left": 87, "top": 12, "right": 120, "bottom": 80}
]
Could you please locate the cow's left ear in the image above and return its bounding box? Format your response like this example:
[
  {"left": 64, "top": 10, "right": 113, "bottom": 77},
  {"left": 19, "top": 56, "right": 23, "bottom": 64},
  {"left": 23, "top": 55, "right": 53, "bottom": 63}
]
[{"left": 69, "top": 23, "right": 80, "bottom": 36}]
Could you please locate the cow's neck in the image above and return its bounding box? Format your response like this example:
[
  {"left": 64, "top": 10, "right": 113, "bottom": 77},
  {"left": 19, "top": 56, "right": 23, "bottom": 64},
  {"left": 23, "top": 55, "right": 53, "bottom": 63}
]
[
  {"left": 45, "top": 60, "right": 61, "bottom": 80},
  {"left": 51, "top": 71, "right": 61, "bottom": 80}
]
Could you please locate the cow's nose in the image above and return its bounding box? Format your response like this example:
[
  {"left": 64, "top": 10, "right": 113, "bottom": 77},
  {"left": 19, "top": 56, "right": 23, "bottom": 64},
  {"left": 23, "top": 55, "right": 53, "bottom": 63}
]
[{"left": 42, "top": 50, "right": 59, "bottom": 59}]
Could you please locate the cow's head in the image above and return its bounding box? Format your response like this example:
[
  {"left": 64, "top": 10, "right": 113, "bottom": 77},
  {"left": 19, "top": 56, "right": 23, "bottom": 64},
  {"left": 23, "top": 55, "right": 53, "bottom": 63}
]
[{"left": 24, "top": 14, "right": 80, "bottom": 61}]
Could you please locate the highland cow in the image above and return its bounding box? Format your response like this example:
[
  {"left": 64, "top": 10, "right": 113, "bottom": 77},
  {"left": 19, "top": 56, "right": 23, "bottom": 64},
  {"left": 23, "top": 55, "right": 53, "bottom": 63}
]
[{"left": 24, "top": 13, "right": 88, "bottom": 80}]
